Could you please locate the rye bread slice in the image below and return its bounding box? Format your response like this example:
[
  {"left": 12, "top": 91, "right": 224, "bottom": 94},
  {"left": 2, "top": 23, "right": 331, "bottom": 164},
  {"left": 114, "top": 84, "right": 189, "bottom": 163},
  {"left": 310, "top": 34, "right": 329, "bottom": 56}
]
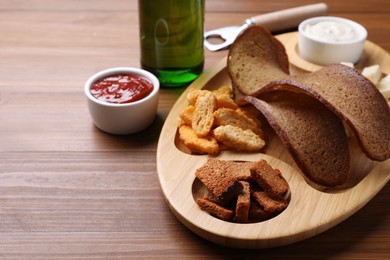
[
  {"left": 258, "top": 66, "right": 390, "bottom": 161},
  {"left": 228, "top": 25, "right": 390, "bottom": 161},
  {"left": 244, "top": 91, "right": 350, "bottom": 187},
  {"left": 228, "top": 25, "right": 289, "bottom": 96}
]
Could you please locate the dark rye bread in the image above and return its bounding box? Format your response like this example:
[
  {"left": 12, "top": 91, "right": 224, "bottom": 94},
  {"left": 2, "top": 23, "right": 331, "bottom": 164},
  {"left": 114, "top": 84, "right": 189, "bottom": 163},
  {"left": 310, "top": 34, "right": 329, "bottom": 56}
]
[
  {"left": 250, "top": 159, "right": 289, "bottom": 198},
  {"left": 228, "top": 25, "right": 289, "bottom": 96},
  {"left": 196, "top": 198, "right": 234, "bottom": 221},
  {"left": 244, "top": 91, "right": 350, "bottom": 187},
  {"left": 251, "top": 191, "right": 288, "bottom": 214},
  {"left": 195, "top": 159, "right": 244, "bottom": 204},
  {"left": 228, "top": 25, "right": 390, "bottom": 161},
  {"left": 235, "top": 181, "right": 251, "bottom": 223},
  {"left": 264, "top": 66, "right": 390, "bottom": 161}
]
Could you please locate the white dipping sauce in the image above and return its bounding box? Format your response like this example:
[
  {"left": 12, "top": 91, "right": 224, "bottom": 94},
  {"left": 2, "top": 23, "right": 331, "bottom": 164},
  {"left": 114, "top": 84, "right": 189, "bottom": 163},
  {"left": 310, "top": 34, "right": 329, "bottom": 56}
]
[{"left": 304, "top": 21, "right": 359, "bottom": 43}]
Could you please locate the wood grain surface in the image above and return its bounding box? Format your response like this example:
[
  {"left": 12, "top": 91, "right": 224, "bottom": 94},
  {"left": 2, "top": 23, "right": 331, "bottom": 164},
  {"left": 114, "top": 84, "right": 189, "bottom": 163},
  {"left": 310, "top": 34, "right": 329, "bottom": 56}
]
[{"left": 0, "top": 0, "right": 389, "bottom": 258}]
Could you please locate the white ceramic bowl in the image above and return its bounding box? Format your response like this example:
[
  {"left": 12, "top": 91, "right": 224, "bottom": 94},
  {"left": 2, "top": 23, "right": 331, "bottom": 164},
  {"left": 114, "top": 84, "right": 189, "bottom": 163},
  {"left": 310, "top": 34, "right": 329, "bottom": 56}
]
[
  {"left": 298, "top": 16, "right": 367, "bottom": 65},
  {"left": 84, "top": 67, "right": 159, "bottom": 135}
]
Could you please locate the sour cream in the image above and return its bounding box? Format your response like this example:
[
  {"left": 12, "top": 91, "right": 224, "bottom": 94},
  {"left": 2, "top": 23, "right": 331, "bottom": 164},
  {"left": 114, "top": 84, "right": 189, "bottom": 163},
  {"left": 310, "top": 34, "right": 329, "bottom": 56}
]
[
  {"left": 298, "top": 17, "right": 367, "bottom": 65},
  {"left": 304, "top": 20, "right": 360, "bottom": 43}
]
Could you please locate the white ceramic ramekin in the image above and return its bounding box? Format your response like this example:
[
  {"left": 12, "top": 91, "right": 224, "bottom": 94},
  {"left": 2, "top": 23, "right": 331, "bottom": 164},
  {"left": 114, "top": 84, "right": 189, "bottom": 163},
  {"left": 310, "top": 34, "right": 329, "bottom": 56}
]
[
  {"left": 84, "top": 67, "right": 159, "bottom": 135},
  {"left": 298, "top": 16, "right": 367, "bottom": 65}
]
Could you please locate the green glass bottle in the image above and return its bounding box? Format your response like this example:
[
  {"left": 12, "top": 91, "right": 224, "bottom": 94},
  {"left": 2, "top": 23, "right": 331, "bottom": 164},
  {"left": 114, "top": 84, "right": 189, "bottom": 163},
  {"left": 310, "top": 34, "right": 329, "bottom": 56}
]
[{"left": 138, "top": 0, "right": 204, "bottom": 87}]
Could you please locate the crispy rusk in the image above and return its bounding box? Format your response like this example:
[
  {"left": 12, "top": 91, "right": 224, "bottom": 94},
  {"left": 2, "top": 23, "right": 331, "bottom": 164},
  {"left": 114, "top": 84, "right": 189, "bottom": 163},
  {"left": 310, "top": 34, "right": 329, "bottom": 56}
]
[
  {"left": 249, "top": 201, "right": 274, "bottom": 221},
  {"left": 212, "top": 86, "right": 238, "bottom": 110},
  {"left": 212, "top": 85, "right": 232, "bottom": 96},
  {"left": 214, "top": 107, "right": 262, "bottom": 135},
  {"left": 251, "top": 190, "right": 288, "bottom": 213},
  {"left": 204, "top": 189, "right": 225, "bottom": 205},
  {"left": 192, "top": 90, "right": 217, "bottom": 137},
  {"left": 196, "top": 198, "right": 234, "bottom": 221},
  {"left": 179, "top": 105, "right": 194, "bottom": 126},
  {"left": 215, "top": 94, "right": 239, "bottom": 110},
  {"left": 237, "top": 106, "right": 265, "bottom": 139},
  {"left": 238, "top": 106, "right": 263, "bottom": 129},
  {"left": 223, "top": 160, "right": 254, "bottom": 182},
  {"left": 178, "top": 125, "right": 219, "bottom": 154},
  {"left": 195, "top": 159, "right": 244, "bottom": 204},
  {"left": 213, "top": 125, "right": 265, "bottom": 151},
  {"left": 250, "top": 159, "right": 289, "bottom": 199},
  {"left": 235, "top": 181, "right": 251, "bottom": 223},
  {"left": 187, "top": 89, "right": 201, "bottom": 106}
]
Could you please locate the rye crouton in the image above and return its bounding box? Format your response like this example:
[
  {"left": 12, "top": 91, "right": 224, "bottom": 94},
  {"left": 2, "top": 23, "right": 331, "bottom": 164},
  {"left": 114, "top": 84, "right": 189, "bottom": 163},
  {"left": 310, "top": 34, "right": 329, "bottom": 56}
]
[
  {"left": 250, "top": 159, "right": 289, "bottom": 199},
  {"left": 235, "top": 181, "right": 251, "bottom": 223},
  {"left": 195, "top": 159, "right": 244, "bottom": 204},
  {"left": 196, "top": 198, "right": 234, "bottom": 221}
]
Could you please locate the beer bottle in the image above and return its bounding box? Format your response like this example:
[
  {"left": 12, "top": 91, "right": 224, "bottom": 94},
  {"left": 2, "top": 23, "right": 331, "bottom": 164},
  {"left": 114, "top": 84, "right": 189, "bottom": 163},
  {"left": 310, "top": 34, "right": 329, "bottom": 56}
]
[{"left": 138, "top": 0, "right": 204, "bottom": 87}]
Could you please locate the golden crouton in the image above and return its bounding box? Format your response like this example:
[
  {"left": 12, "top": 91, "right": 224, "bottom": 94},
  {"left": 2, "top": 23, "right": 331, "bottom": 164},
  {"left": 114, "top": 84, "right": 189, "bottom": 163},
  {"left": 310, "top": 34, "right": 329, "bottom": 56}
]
[
  {"left": 215, "top": 95, "right": 238, "bottom": 110},
  {"left": 237, "top": 107, "right": 264, "bottom": 138},
  {"left": 178, "top": 86, "right": 267, "bottom": 154},
  {"left": 239, "top": 106, "right": 262, "bottom": 125},
  {"left": 212, "top": 86, "right": 232, "bottom": 96},
  {"left": 214, "top": 108, "right": 262, "bottom": 135},
  {"left": 186, "top": 89, "right": 201, "bottom": 106},
  {"left": 178, "top": 125, "right": 219, "bottom": 154},
  {"left": 213, "top": 125, "right": 265, "bottom": 151},
  {"left": 212, "top": 86, "right": 238, "bottom": 110},
  {"left": 192, "top": 90, "right": 217, "bottom": 137},
  {"left": 179, "top": 105, "right": 194, "bottom": 126}
]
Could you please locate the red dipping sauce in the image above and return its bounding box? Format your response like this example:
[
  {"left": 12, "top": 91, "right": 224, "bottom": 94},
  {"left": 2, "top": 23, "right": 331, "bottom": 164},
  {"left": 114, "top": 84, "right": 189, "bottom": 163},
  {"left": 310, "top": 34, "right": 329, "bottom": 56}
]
[{"left": 90, "top": 74, "right": 154, "bottom": 104}]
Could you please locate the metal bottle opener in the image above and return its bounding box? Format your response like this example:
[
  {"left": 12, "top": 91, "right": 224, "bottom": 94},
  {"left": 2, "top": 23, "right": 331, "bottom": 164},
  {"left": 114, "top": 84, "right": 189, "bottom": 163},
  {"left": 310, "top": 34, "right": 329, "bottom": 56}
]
[{"left": 204, "top": 3, "right": 328, "bottom": 51}]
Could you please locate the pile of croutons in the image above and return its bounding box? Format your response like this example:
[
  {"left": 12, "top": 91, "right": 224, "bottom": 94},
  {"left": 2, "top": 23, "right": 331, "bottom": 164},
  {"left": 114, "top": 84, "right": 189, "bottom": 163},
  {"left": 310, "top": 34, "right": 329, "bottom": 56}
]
[{"left": 178, "top": 86, "right": 266, "bottom": 154}]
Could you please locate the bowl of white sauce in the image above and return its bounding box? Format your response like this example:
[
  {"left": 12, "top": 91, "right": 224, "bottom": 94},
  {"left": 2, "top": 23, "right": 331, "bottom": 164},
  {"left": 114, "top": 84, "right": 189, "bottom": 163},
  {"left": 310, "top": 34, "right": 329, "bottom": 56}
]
[{"left": 298, "top": 16, "right": 367, "bottom": 65}]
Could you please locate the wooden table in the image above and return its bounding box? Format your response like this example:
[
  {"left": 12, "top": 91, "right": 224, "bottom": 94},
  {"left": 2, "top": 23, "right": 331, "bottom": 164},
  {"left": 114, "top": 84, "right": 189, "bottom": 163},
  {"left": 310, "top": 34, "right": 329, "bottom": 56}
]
[{"left": 0, "top": 0, "right": 389, "bottom": 258}]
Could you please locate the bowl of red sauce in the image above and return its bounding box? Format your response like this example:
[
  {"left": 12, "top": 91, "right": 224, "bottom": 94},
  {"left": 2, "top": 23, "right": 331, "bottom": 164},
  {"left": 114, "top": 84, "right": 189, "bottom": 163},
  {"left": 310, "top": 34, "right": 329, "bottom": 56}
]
[{"left": 85, "top": 67, "right": 159, "bottom": 134}]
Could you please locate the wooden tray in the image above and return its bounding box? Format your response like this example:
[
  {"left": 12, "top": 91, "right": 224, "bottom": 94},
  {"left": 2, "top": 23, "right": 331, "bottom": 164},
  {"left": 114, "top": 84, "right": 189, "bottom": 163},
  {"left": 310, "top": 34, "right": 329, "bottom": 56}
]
[{"left": 156, "top": 32, "right": 390, "bottom": 249}]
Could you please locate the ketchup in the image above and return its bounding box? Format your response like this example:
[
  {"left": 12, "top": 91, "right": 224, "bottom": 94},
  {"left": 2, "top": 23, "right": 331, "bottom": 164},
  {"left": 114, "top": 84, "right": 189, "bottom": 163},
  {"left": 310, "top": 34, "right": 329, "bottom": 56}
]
[{"left": 90, "top": 74, "right": 153, "bottom": 104}]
